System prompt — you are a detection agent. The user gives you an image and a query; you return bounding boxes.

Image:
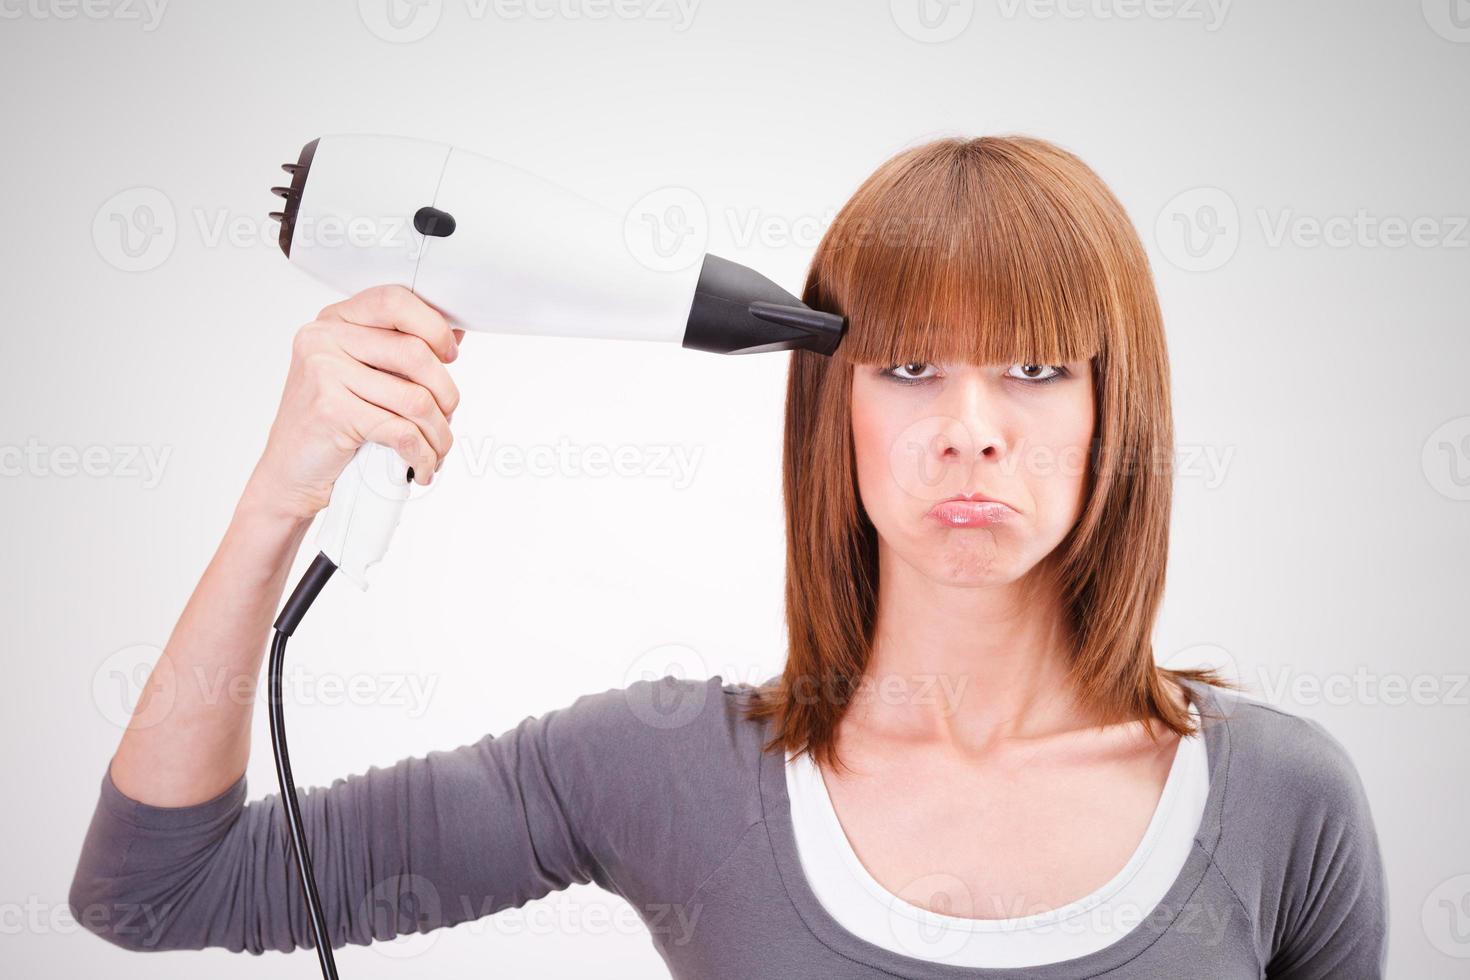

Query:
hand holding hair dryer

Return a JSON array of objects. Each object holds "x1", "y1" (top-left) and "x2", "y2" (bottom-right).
[{"x1": 270, "y1": 134, "x2": 845, "y2": 588}]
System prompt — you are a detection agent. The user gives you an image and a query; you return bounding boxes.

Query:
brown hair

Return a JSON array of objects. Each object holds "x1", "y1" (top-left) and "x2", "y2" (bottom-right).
[{"x1": 739, "y1": 134, "x2": 1228, "y2": 773}]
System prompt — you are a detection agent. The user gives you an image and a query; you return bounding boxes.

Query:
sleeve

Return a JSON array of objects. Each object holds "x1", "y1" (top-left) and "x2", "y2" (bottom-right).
[
  {"x1": 1264, "y1": 716, "x2": 1390, "y2": 980},
  {"x1": 67, "y1": 682, "x2": 657, "y2": 955}
]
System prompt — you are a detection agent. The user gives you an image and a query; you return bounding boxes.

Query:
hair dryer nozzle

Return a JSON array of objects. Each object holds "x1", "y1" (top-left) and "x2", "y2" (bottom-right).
[{"x1": 682, "y1": 253, "x2": 846, "y2": 356}]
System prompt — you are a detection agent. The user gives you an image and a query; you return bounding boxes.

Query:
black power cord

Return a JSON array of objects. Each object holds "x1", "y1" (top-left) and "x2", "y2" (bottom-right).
[{"x1": 269, "y1": 551, "x2": 342, "y2": 980}]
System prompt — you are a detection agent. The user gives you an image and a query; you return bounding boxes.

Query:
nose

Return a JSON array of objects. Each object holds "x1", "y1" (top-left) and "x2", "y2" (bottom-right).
[
  {"x1": 887, "y1": 368, "x2": 1014, "y2": 504},
  {"x1": 931, "y1": 370, "x2": 1007, "y2": 466}
]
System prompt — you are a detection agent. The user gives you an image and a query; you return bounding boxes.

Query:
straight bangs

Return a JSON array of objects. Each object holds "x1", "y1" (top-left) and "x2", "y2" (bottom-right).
[{"x1": 815, "y1": 138, "x2": 1112, "y2": 370}]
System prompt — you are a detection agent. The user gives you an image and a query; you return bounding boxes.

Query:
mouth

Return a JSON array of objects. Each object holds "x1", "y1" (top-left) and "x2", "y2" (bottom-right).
[{"x1": 926, "y1": 492, "x2": 1016, "y2": 528}]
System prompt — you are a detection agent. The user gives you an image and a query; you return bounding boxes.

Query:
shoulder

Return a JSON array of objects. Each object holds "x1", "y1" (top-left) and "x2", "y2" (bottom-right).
[
  {"x1": 540, "y1": 672, "x2": 772, "y2": 777},
  {"x1": 1192, "y1": 685, "x2": 1388, "y2": 970},
  {"x1": 1201, "y1": 686, "x2": 1374, "y2": 823}
]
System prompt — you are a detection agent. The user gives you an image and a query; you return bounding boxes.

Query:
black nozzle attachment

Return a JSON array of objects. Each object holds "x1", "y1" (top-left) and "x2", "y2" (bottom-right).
[
  {"x1": 271, "y1": 137, "x2": 319, "y2": 259},
  {"x1": 681, "y1": 253, "x2": 845, "y2": 356}
]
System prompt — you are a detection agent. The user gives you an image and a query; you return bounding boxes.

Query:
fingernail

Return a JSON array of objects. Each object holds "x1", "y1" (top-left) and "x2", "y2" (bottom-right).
[{"x1": 449, "y1": 338, "x2": 459, "y2": 360}]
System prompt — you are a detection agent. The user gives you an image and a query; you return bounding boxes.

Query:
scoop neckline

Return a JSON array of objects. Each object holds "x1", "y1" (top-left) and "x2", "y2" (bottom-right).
[
  {"x1": 755, "y1": 677, "x2": 1233, "y2": 980},
  {"x1": 787, "y1": 699, "x2": 1203, "y2": 936}
]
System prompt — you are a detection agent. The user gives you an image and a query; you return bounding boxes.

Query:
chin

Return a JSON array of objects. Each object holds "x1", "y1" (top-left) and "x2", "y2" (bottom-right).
[
  {"x1": 911, "y1": 531, "x2": 1022, "y2": 586},
  {"x1": 934, "y1": 551, "x2": 1021, "y2": 586}
]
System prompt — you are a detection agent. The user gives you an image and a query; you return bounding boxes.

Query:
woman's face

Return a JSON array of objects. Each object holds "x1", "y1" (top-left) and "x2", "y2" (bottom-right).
[{"x1": 850, "y1": 359, "x2": 1096, "y2": 586}]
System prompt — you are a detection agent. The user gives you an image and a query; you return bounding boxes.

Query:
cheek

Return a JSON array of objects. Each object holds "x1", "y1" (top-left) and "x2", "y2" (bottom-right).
[
  {"x1": 1028, "y1": 397, "x2": 1095, "y2": 523},
  {"x1": 850, "y1": 391, "x2": 891, "y2": 505},
  {"x1": 850, "y1": 383, "x2": 915, "y2": 524}
]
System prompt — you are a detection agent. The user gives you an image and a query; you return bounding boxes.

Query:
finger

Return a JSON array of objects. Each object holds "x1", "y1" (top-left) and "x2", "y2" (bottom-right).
[
  {"x1": 319, "y1": 284, "x2": 457, "y2": 364},
  {"x1": 448, "y1": 327, "x2": 463, "y2": 421},
  {"x1": 447, "y1": 330, "x2": 464, "y2": 421},
  {"x1": 331, "y1": 323, "x2": 460, "y2": 418},
  {"x1": 338, "y1": 360, "x2": 453, "y2": 462},
  {"x1": 347, "y1": 402, "x2": 440, "y2": 487}
]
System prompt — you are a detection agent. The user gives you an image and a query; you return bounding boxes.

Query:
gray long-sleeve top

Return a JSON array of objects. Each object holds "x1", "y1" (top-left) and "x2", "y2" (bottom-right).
[{"x1": 68, "y1": 675, "x2": 1389, "y2": 978}]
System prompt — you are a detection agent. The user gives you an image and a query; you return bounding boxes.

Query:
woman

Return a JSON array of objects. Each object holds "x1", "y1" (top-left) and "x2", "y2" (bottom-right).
[{"x1": 70, "y1": 135, "x2": 1388, "y2": 977}]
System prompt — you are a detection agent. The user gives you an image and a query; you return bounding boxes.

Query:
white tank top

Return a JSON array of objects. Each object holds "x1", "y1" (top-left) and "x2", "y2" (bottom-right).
[{"x1": 783, "y1": 701, "x2": 1210, "y2": 968}]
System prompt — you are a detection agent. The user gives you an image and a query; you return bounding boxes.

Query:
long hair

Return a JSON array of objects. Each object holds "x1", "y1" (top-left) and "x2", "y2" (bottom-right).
[{"x1": 740, "y1": 134, "x2": 1228, "y2": 773}]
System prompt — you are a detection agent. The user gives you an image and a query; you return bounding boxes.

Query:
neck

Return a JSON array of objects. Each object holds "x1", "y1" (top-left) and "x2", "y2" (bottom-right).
[{"x1": 853, "y1": 541, "x2": 1093, "y2": 753}]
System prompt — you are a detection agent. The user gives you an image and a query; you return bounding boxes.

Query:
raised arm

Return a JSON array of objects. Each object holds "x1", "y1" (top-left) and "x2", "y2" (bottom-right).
[
  {"x1": 107, "y1": 283, "x2": 461, "y2": 808},
  {"x1": 69, "y1": 283, "x2": 464, "y2": 948},
  {"x1": 71, "y1": 286, "x2": 748, "y2": 957}
]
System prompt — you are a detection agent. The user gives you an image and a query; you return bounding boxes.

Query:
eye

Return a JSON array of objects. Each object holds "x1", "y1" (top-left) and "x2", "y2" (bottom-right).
[
  {"x1": 1005, "y1": 363, "x2": 1069, "y2": 385},
  {"x1": 878, "y1": 361, "x2": 938, "y2": 385}
]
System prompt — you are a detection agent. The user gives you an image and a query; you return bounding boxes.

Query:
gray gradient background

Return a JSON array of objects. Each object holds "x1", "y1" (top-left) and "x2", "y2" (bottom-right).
[{"x1": 2, "y1": 0, "x2": 1467, "y2": 976}]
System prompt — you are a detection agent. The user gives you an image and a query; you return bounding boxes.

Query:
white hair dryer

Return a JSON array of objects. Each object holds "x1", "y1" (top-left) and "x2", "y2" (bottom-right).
[{"x1": 269, "y1": 134, "x2": 845, "y2": 588}]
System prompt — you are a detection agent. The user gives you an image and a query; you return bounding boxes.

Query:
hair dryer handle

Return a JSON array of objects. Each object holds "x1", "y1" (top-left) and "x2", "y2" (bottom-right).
[{"x1": 315, "y1": 442, "x2": 413, "y2": 590}]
